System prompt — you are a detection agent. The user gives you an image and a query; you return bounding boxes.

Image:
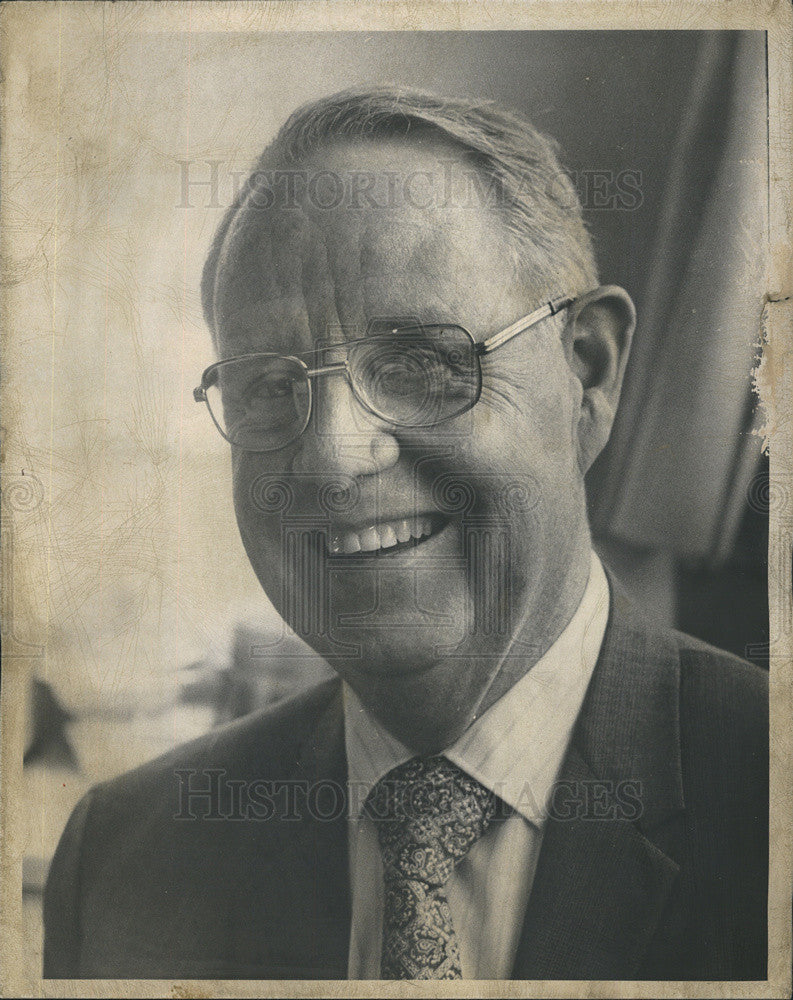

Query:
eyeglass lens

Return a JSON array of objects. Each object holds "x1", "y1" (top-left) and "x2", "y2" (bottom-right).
[
  {"x1": 205, "y1": 325, "x2": 481, "y2": 451},
  {"x1": 208, "y1": 356, "x2": 311, "y2": 451}
]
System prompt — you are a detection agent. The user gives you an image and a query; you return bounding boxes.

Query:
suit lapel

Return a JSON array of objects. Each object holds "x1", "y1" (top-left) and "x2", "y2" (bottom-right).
[
  {"x1": 513, "y1": 579, "x2": 685, "y2": 980},
  {"x1": 228, "y1": 679, "x2": 350, "y2": 979},
  {"x1": 293, "y1": 677, "x2": 351, "y2": 955},
  {"x1": 512, "y1": 747, "x2": 681, "y2": 979},
  {"x1": 286, "y1": 678, "x2": 350, "y2": 977}
]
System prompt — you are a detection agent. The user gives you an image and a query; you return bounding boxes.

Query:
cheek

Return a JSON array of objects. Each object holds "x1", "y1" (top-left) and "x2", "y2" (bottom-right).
[
  {"x1": 231, "y1": 455, "x2": 257, "y2": 528},
  {"x1": 480, "y1": 342, "x2": 580, "y2": 457},
  {"x1": 524, "y1": 351, "x2": 581, "y2": 447},
  {"x1": 474, "y1": 388, "x2": 579, "y2": 472},
  {"x1": 459, "y1": 387, "x2": 583, "y2": 528},
  {"x1": 232, "y1": 457, "x2": 286, "y2": 559}
]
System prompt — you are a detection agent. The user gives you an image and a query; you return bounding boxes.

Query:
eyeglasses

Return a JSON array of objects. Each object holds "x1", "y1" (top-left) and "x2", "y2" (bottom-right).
[{"x1": 194, "y1": 295, "x2": 574, "y2": 452}]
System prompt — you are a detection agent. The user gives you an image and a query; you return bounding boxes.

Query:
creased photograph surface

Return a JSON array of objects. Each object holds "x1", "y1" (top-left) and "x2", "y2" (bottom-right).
[{"x1": 1, "y1": 4, "x2": 790, "y2": 998}]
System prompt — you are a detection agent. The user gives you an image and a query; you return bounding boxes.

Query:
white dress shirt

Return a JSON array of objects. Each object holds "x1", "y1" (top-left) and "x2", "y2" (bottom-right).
[{"x1": 344, "y1": 551, "x2": 610, "y2": 979}]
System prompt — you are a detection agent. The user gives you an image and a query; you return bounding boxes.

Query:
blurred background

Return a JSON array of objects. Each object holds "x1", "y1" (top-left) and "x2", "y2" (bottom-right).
[{"x1": 2, "y1": 17, "x2": 768, "y2": 973}]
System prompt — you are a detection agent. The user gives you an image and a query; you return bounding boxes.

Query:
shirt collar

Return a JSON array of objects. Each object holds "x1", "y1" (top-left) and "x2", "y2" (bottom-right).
[{"x1": 343, "y1": 551, "x2": 610, "y2": 826}]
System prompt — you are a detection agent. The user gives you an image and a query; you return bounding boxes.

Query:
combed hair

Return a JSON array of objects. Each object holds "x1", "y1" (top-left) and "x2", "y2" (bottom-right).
[{"x1": 202, "y1": 86, "x2": 598, "y2": 337}]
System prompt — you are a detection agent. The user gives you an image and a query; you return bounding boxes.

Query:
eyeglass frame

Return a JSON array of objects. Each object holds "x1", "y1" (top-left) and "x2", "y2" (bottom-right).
[{"x1": 193, "y1": 294, "x2": 576, "y2": 452}]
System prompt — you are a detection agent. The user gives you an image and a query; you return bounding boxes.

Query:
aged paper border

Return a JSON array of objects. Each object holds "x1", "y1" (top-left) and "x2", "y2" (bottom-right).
[{"x1": 1, "y1": 1, "x2": 790, "y2": 997}]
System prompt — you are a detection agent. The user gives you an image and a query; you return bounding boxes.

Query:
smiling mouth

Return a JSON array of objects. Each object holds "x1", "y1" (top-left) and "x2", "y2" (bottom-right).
[{"x1": 327, "y1": 514, "x2": 448, "y2": 557}]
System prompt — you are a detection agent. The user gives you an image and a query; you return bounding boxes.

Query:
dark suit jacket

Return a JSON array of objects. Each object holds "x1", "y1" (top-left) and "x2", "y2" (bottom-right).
[{"x1": 43, "y1": 586, "x2": 768, "y2": 980}]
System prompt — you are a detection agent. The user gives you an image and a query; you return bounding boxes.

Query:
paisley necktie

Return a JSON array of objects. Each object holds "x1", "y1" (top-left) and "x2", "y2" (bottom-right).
[{"x1": 365, "y1": 755, "x2": 498, "y2": 979}]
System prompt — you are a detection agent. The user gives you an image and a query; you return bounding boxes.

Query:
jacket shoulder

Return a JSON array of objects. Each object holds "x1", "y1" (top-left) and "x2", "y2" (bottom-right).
[
  {"x1": 43, "y1": 677, "x2": 342, "y2": 977},
  {"x1": 671, "y1": 628, "x2": 768, "y2": 739},
  {"x1": 670, "y1": 628, "x2": 768, "y2": 813},
  {"x1": 93, "y1": 675, "x2": 341, "y2": 806},
  {"x1": 607, "y1": 579, "x2": 767, "y2": 732}
]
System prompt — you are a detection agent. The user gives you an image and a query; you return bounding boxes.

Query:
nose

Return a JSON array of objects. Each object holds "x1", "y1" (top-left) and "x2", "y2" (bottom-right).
[{"x1": 290, "y1": 370, "x2": 400, "y2": 477}]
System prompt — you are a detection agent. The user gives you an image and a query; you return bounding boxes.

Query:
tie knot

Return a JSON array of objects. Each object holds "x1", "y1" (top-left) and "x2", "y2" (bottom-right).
[{"x1": 365, "y1": 756, "x2": 497, "y2": 887}]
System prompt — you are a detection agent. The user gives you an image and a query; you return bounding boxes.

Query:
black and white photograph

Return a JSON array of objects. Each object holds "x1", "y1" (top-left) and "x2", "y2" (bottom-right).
[{"x1": 1, "y1": 3, "x2": 790, "y2": 994}]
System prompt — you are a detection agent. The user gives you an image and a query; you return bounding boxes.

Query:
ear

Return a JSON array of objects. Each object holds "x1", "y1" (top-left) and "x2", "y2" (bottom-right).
[{"x1": 560, "y1": 285, "x2": 636, "y2": 473}]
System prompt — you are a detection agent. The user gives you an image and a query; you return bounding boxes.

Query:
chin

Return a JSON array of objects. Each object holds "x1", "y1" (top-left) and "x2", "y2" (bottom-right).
[
  {"x1": 309, "y1": 628, "x2": 456, "y2": 681},
  {"x1": 315, "y1": 579, "x2": 471, "y2": 666},
  {"x1": 351, "y1": 659, "x2": 483, "y2": 753}
]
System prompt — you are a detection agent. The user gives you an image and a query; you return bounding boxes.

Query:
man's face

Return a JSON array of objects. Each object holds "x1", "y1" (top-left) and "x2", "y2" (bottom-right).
[{"x1": 213, "y1": 138, "x2": 592, "y2": 750}]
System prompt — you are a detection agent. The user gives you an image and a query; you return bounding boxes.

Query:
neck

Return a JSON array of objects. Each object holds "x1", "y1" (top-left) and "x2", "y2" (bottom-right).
[
  {"x1": 357, "y1": 538, "x2": 594, "y2": 755},
  {"x1": 471, "y1": 542, "x2": 593, "y2": 721}
]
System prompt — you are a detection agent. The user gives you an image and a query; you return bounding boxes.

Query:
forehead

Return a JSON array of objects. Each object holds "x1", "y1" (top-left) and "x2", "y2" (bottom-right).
[{"x1": 212, "y1": 138, "x2": 520, "y2": 354}]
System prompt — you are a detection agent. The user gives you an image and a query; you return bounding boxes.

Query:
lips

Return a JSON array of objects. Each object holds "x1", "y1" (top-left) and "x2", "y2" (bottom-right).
[{"x1": 328, "y1": 514, "x2": 446, "y2": 556}]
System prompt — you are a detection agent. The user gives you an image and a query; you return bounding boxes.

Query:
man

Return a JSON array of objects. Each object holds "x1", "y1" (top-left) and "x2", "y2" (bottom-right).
[{"x1": 44, "y1": 87, "x2": 768, "y2": 981}]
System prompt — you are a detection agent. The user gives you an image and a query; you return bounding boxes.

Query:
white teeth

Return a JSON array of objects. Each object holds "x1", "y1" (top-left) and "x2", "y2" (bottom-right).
[
  {"x1": 409, "y1": 518, "x2": 431, "y2": 539},
  {"x1": 379, "y1": 525, "x2": 398, "y2": 548},
  {"x1": 395, "y1": 520, "x2": 411, "y2": 543},
  {"x1": 342, "y1": 534, "x2": 361, "y2": 554},
  {"x1": 359, "y1": 527, "x2": 379, "y2": 552},
  {"x1": 328, "y1": 516, "x2": 440, "y2": 554}
]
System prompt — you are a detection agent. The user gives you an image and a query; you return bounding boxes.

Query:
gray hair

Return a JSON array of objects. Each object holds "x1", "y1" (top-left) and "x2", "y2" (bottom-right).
[{"x1": 202, "y1": 86, "x2": 598, "y2": 336}]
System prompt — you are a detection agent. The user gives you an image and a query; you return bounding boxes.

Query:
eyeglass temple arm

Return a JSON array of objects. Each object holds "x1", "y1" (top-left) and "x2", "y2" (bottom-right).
[
  {"x1": 193, "y1": 294, "x2": 576, "y2": 401},
  {"x1": 478, "y1": 295, "x2": 574, "y2": 355}
]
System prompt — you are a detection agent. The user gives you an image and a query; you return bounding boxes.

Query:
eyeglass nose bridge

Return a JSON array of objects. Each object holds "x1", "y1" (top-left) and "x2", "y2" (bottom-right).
[
  {"x1": 308, "y1": 327, "x2": 487, "y2": 435},
  {"x1": 304, "y1": 359, "x2": 348, "y2": 380},
  {"x1": 302, "y1": 356, "x2": 397, "y2": 433}
]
